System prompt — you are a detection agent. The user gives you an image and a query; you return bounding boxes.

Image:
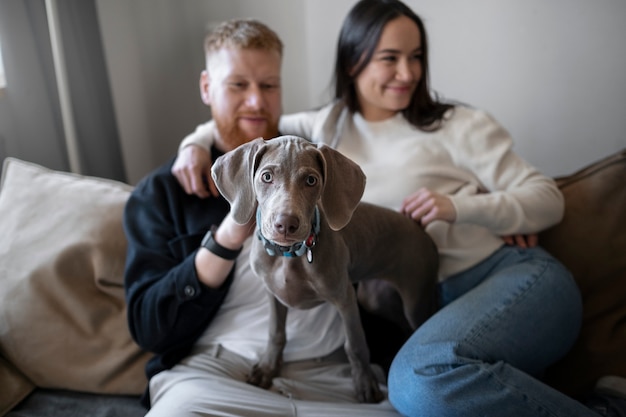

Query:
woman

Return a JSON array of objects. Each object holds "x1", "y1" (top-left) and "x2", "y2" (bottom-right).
[{"x1": 175, "y1": 1, "x2": 596, "y2": 415}]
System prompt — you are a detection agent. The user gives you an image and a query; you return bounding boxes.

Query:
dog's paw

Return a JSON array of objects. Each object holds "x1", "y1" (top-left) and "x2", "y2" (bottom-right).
[
  {"x1": 247, "y1": 363, "x2": 276, "y2": 389},
  {"x1": 354, "y1": 372, "x2": 385, "y2": 403}
]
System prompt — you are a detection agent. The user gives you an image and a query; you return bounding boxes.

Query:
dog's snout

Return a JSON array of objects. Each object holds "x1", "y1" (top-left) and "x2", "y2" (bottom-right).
[{"x1": 274, "y1": 214, "x2": 300, "y2": 236}]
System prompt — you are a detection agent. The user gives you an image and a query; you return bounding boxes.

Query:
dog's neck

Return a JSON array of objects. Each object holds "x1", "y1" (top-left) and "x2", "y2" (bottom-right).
[{"x1": 256, "y1": 206, "x2": 320, "y2": 263}]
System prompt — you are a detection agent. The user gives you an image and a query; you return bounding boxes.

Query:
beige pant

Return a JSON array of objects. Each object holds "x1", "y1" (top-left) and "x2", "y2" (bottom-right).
[{"x1": 146, "y1": 344, "x2": 401, "y2": 417}]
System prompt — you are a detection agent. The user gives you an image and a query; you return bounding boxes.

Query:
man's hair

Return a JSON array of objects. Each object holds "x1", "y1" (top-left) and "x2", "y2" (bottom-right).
[{"x1": 204, "y1": 19, "x2": 283, "y2": 58}]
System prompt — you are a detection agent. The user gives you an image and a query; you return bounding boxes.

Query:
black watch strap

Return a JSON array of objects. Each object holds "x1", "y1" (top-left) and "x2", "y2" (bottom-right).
[{"x1": 201, "y1": 226, "x2": 243, "y2": 260}]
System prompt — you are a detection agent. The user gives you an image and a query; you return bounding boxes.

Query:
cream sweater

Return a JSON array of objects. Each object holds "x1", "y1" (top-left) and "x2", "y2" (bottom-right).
[{"x1": 181, "y1": 102, "x2": 564, "y2": 281}]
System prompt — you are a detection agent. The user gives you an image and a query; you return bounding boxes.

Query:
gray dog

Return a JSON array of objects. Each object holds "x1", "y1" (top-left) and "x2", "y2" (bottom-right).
[{"x1": 211, "y1": 135, "x2": 438, "y2": 403}]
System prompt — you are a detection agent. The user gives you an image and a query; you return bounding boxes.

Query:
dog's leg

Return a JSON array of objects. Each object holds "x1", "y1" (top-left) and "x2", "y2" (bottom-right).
[
  {"x1": 335, "y1": 281, "x2": 384, "y2": 403},
  {"x1": 248, "y1": 295, "x2": 288, "y2": 389},
  {"x1": 357, "y1": 279, "x2": 413, "y2": 334},
  {"x1": 400, "y1": 272, "x2": 438, "y2": 330}
]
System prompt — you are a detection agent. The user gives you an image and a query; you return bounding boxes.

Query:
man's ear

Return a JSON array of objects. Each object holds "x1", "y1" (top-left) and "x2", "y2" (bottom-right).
[{"x1": 200, "y1": 70, "x2": 211, "y2": 106}]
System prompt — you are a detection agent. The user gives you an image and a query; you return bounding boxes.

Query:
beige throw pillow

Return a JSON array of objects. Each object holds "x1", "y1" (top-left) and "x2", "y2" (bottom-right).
[{"x1": 0, "y1": 158, "x2": 150, "y2": 402}]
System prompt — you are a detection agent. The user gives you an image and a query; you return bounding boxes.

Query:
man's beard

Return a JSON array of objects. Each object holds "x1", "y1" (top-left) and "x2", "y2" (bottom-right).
[{"x1": 215, "y1": 113, "x2": 279, "y2": 150}]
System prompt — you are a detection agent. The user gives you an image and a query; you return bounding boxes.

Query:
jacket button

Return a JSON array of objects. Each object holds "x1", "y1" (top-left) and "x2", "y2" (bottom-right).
[{"x1": 184, "y1": 285, "x2": 196, "y2": 297}]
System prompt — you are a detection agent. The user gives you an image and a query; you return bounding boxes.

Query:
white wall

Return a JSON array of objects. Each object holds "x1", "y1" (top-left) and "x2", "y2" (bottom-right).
[{"x1": 98, "y1": 0, "x2": 626, "y2": 184}]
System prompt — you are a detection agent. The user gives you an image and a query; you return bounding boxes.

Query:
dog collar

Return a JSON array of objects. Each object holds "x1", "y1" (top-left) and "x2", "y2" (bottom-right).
[{"x1": 256, "y1": 206, "x2": 320, "y2": 263}]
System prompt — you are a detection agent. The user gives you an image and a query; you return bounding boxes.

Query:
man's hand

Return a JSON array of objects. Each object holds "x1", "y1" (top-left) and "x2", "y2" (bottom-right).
[
  {"x1": 400, "y1": 188, "x2": 457, "y2": 226},
  {"x1": 171, "y1": 145, "x2": 217, "y2": 198}
]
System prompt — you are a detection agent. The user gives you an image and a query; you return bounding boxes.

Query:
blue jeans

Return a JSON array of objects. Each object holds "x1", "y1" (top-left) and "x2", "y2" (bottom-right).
[{"x1": 388, "y1": 246, "x2": 594, "y2": 417}]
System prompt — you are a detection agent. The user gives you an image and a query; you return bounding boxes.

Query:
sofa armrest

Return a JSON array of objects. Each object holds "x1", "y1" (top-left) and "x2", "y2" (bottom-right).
[{"x1": 541, "y1": 148, "x2": 626, "y2": 398}]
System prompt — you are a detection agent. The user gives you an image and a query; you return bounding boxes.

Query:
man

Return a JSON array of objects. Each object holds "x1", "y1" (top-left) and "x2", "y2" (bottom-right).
[{"x1": 124, "y1": 19, "x2": 399, "y2": 417}]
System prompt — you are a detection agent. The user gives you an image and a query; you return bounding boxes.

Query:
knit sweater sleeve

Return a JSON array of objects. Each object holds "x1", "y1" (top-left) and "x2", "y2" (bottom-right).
[
  {"x1": 447, "y1": 108, "x2": 564, "y2": 235},
  {"x1": 280, "y1": 102, "x2": 347, "y2": 145},
  {"x1": 279, "y1": 111, "x2": 317, "y2": 139},
  {"x1": 179, "y1": 121, "x2": 215, "y2": 151}
]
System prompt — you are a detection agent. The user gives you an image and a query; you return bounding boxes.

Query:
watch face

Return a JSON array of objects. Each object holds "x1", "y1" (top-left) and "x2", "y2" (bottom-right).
[
  {"x1": 201, "y1": 229, "x2": 241, "y2": 260},
  {"x1": 201, "y1": 230, "x2": 213, "y2": 247}
]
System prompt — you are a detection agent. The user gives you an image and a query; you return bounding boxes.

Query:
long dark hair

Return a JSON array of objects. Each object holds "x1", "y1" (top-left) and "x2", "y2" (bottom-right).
[{"x1": 333, "y1": 0, "x2": 452, "y2": 131}]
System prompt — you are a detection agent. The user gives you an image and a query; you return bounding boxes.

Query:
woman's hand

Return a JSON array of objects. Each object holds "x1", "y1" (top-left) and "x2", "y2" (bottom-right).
[
  {"x1": 401, "y1": 187, "x2": 457, "y2": 226},
  {"x1": 502, "y1": 234, "x2": 539, "y2": 248},
  {"x1": 402, "y1": 188, "x2": 539, "y2": 248},
  {"x1": 171, "y1": 145, "x2": 217, "y2": 198}
]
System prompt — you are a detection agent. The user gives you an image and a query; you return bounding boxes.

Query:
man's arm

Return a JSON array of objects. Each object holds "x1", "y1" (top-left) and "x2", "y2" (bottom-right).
[{"x1": 123, "y1": 163, "x2": 250, "y2": 353}]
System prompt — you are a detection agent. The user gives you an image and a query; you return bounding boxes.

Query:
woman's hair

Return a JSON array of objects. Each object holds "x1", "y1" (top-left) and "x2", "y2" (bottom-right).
[{"x1": 333, "y1": 0, "x2": 452, "y2": 131}]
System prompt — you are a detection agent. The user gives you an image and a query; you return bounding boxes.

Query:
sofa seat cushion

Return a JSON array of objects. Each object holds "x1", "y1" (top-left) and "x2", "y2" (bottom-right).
[
  {"x1": 541, "y1": 148, "x2": 626, "y2": 398},
  {"x1": 5, "y1": 389, "x2": 146, "y2": 417},
  {"x1": 0, "y1": 158, "x2": 151, "y2": 415}
]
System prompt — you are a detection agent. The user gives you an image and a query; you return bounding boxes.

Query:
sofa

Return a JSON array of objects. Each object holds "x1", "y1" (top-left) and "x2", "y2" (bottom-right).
[{"x1": 0, "y1": 148, "x2": 624, "y2": 416}]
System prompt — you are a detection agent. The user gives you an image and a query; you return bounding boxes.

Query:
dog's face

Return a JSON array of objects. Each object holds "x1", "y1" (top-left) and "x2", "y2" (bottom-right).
[
  {"x1": 212, "y1": 135, "x2": 367, "y2": 244},
  {"x1": 253, "y1": 139, "x2": 324, "y2": 246}
]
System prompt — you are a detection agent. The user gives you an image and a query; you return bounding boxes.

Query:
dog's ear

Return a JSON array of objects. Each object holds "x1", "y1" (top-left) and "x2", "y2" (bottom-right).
[
  {"x1": 211, "y1": 138, "x2": 266, "y2": 224},
  {"x1": 317, "y1": 144, "x2": 366, "y2": 230}
]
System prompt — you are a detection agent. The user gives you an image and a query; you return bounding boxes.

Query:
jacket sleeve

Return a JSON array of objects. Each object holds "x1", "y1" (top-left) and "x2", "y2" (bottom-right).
[{"x1": 123, "y1": 165, "x2": 232, "y2": 354}]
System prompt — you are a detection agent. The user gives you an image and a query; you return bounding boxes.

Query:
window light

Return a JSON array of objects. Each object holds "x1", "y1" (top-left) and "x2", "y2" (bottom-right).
[{"x1": 0, "y1": 37, "x2": 6, "y2": 89}]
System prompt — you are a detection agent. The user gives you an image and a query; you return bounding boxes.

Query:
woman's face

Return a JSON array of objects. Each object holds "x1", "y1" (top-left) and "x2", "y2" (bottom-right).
[{"x1": 354, "y1": 15, "x2": 423, "y2": 121}]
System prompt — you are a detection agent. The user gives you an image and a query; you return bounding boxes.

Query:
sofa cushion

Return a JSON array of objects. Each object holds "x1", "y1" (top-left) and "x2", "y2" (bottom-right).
[
  {"x1": 5, "y1": 389, "x2": 146, "y2": 417},
  {"x1": 541, "y1": 148, "x2": 626, "y2": 398},
  {"x1": 0, "y1": 158, "x2": 151, "y2": 409},
  {"x1": 0, "y1": 355, "x2": 34, "y2": 417}
]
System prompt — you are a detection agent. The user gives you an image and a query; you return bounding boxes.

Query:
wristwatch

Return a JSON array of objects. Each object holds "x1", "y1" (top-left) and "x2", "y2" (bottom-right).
[{"x1": 201, "y1": 226, "x2": 242, "y2": 260}]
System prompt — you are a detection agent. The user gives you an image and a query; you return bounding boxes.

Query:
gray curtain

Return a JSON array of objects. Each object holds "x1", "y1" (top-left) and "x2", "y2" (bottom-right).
[{"x1": 0, "y1": 0, "x2": 126, "y2": 182}]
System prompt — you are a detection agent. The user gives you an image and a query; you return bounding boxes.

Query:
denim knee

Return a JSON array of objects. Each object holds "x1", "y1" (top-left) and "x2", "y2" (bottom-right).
[{"x1": 387, "y1": 341, "x2": 464, "y2": 416}]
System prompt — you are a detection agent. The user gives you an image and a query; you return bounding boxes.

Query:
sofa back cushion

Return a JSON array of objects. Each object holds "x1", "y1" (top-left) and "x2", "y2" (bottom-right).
[
  {"x1": 541, "y1": 149, "x2": 626, "y2": 398},
  {"x1": 0, "y1": 158, "x2": 151, "y2": 407}
]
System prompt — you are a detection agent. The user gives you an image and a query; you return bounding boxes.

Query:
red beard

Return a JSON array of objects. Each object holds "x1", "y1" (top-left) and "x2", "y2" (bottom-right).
[{"x1": 214, "y1": 112, "x2": 280, "y2": 150}]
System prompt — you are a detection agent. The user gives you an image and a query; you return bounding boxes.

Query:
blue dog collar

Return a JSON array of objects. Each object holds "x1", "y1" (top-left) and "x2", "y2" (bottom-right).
[{"x1": 256, "y1": 206, "x2": 320, "y2": 263}]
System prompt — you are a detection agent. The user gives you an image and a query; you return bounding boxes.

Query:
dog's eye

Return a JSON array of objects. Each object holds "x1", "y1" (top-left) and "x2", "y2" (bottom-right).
[
  {"x1": 261, "y1": 172, "x2": 273, "y2": 183},
  {"x1": 305, "y1": 175, "x2": 317, "y2": 187}
]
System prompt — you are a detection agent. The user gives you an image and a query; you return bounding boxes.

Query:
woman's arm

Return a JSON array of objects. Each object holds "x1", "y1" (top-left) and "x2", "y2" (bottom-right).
[
  {"x1": 449, "y1": 109, "x2": 564, "y2": 235},
  {"x1": 401, "y1": 108, "x2": 563, "y2": 236}
]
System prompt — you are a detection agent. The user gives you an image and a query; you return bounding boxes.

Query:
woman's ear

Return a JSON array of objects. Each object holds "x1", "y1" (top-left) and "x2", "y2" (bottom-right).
[{"x1": 199, "y1": 70, "x2": 211, "y2": 106}]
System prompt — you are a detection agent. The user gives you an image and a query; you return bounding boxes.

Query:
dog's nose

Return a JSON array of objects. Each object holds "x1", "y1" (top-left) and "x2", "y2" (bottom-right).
[{"x1": 274, "y1": 214, "x2": 300, "y2": 236}]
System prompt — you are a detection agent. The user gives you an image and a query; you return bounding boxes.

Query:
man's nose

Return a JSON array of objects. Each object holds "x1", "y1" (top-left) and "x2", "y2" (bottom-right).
[{"x1": 245, "y1": 85, "x2": 263, "y2": 109}]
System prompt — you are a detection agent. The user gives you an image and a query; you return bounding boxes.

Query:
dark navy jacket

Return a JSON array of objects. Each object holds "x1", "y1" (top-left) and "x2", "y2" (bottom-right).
[{"x1": 123, "y1": 148, "x2": 234, "y2": 406}]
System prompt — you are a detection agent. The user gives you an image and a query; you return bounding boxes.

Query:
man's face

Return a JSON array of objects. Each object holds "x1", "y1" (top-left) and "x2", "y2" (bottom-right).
[{"x1": 200, "y1": 47, "x2": 282, "y2": 151}]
